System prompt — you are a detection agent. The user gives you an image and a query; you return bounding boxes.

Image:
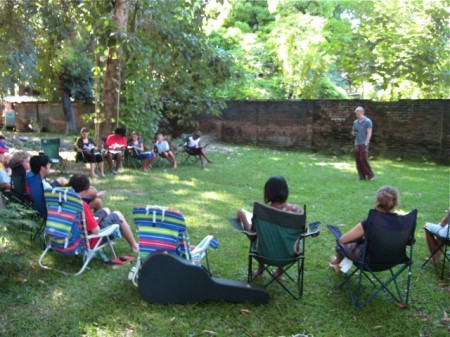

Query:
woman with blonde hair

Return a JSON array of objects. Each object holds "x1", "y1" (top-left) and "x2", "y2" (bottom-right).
[{"x1": 329, "y1": 185, "x2": 400, "y2": 273}]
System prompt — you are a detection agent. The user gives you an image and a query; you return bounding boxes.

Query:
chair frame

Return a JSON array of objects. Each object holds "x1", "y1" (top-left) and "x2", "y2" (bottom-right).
[
  {"x1": 178, "y1": 133, "x2": 208, "y2": 166},
  {"x1": 421, "y1": 224, "x2": 450, "y2": 279},
  {"x1": 38, "y1": 188, "x2": 118, "y2": 276},
  {"x1": 245, "y1": 202, "x2": 321, "y2": 300},
  {"x1": 335, "y1": 209, "x2": 418, "y2": 309},
  {"x1": 40, "y1": 138, "x2": 67, "y2": 174}
]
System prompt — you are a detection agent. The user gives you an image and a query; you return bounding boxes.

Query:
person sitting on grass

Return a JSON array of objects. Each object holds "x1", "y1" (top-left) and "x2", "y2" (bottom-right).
[
  {"x1": 104, "y1": 127, "x2": 128, "y2": 174},
  {"x1": 128, "y1": 131, "x2": 156, "y2": 171},
  {"x1": 68, "y1": 173, "x2": 139, "y2": 252},
  {"x1": 424, "y1": 210, "x2": 449, "y2": 265},
  {"x1": 154, "y1": 133, "x2": 177, "y2": 169},
  {"x1": 237, "y1": 176, "x2": 303, "y2": 279},
  {"x1": 186, "y1": 131, "x2": 213, "y2": 169},
  {"x1": 329, "y1": 185, "x2": 401, "y2": 273},
  {"x1": 26, "y1": 154, "x2": 105, "y2": 217}
]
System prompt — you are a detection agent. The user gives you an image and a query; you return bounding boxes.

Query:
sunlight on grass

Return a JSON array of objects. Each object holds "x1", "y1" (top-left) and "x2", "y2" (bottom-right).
[
  {"x1": 316, "y1": 161, "x2": 354, "y2": 172},
  {"x1": 2, "y1": 140, "x2": 449, "y2": 337}
]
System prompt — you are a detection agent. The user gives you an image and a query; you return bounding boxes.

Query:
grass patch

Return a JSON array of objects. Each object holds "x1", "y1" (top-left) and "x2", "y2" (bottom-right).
[{"x1": 1, "y1": 138, "x2": 449, "y2": 337}]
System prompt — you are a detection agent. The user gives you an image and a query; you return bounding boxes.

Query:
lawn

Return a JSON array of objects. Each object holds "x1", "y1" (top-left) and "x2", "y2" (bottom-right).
[{"x1": 0, "y1": 137, "x2": 449, "y2": 337}]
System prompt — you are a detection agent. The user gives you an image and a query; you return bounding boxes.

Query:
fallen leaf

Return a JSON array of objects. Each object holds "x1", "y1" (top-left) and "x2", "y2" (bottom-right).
[
  {"x1": 202, "y1": 330, "x2": 217, "y2": 335},
  {"x1": 372, "y1": 326, "x2": 384, "y2": 330},
  {"x1": 240, "y1": 308, "x2": 252, "y2": 315}
]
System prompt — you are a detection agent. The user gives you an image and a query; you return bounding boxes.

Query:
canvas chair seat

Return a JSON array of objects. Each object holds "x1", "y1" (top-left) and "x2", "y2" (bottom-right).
[
  {"x1": 421, "y1": 219, "x2": 450, "y2": 279},
  {"x1": 40, "y1": 138, "x2": 67, "y2": 174},
  {"x1": 38, "y1": 187, "x2": 118, "y2": 275},
  {"x1": 231, "y1": 202, "x2": 321, "y2": 300},
  {"x1": 333, "y1": 208, "x2": 418, "y2": 309},
  {"x1": 128, "y1": 205, "x2": 218, "y2": 286}
]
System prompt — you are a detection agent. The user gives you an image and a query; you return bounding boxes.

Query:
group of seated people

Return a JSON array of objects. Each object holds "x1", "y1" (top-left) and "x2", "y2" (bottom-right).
[
  {"x1": 74, "y1": 127, "x2": 211, "y2": 175},
  {"x1": 237, "y1": 176, "x2": 449, "y2": 278},
  {"x1": 2, "y1": 132, "x2": 447, "y2": 276},
  {"x1": 0, "y1": 145, "x2": 139, "y2": 253}
]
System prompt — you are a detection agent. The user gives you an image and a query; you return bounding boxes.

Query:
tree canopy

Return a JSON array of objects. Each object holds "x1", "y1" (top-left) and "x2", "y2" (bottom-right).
[{"x1": 0, "y1": 0, "x2": 448, "y2": 136}]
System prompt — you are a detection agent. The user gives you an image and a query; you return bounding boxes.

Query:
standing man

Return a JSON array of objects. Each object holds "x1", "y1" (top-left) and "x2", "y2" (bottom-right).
[{"x1": 352, "y1": 106, "x2": 374, "y2": 180}]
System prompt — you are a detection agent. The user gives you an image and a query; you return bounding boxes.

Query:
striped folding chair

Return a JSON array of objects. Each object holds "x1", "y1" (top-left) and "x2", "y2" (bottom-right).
[
  {"x1": 38, "y1": 187, "x2": 118, "y2": 275},
  {"x1": 128, "y1": 205, "x2": 218, "y2": 286}
]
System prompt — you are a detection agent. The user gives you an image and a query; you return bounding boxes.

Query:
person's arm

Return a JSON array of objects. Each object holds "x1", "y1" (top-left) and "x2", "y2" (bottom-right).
[
  {"x1": 365, "y1": 128, "x2": 372, "y2": 146},
  {"x1": 137, "y1": 141, "x2": 144, "y2": 152},
  {"x1": 339, "y1": 223, "x2": 364, "y2": 244},
  {"x1": 83, "y1": 201, "x2": 100, "y2": 234}
]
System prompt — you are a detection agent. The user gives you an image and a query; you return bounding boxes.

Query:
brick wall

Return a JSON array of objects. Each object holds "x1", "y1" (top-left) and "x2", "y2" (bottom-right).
[
  {"x1": 8, "y1": 99, "x2": 449, "y2": 163},
  {"x1": 197, "y1": 99, "x2": 450, "y2": 163}
]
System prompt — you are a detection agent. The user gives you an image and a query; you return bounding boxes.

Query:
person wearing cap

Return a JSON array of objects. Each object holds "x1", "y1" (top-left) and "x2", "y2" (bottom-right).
[
  {"x1": 186, "y1": 131, "x2": 213, "y2": 169},
  {"x1": 74, "y1": 127, "x2": 105, "y2": 177},
  {"x1": 128, "y1": 131, "x2": 156, "y2": 171}
]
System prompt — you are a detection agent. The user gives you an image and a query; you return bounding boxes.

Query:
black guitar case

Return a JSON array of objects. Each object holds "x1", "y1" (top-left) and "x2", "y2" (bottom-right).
[{"x1": 138, "y1": 251, "x2": 269, "y2": 305}]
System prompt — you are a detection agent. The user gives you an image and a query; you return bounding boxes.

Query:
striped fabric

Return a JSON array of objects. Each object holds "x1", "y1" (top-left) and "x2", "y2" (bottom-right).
[
  {"x1": 45, "y1": 205, "x2": 77, "y2": 238},
  {"x1": 133, "y1": 206, "x2": 188, "y2": 259},
  {"x1": 44, "y1": 188, "x2": 85, "y2": 255}
]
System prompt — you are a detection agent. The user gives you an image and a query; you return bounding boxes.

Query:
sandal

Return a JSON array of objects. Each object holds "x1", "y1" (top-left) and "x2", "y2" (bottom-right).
[
  {"x1": 253, "y1": 268, "x2": 264, "y2": 280},
  {"x1": 272, "y1": 268, "x2": 284, "y2": 280}
]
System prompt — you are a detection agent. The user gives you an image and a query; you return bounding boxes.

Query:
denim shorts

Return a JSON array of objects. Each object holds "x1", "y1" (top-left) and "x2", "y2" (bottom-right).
[{"x1": 94, "y1": 209, "x2": 121, "y2": 229}]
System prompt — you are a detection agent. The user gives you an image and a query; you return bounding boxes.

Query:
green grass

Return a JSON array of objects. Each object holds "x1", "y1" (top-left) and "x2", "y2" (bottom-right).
[{"x1": 1, "y1": 139, "x2": 449, "y2": 337}]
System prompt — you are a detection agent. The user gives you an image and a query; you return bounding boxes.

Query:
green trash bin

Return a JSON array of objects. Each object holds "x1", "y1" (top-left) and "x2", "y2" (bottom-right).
[{"x1": 4, "y1": 109, "x2": 16, "y2": 130}]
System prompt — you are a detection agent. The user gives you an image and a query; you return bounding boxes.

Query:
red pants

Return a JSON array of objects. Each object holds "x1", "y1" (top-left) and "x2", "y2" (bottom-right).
[{"x1": 354, "y1": 145, "x2": 374, "y2": 180}]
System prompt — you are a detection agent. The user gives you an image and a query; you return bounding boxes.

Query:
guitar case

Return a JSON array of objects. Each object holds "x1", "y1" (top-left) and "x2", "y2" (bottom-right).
[{"x1": 138, "y1": 251, "x2": 269, "y2": 305}]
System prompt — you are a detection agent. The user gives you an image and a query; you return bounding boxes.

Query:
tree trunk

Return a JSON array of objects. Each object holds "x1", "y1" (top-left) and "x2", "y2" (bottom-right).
[
  {"x1": 60, "y1": 84, "x2": 77, "y2": 134},
  {"x1": 100, "y1": 0, "x2": 130, "y2": 137}
]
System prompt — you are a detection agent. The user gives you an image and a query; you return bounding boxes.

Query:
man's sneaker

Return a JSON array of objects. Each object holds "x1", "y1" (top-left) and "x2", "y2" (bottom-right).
[{"x1": 112, "y1": 170, "x2": 118, "y2": 175}]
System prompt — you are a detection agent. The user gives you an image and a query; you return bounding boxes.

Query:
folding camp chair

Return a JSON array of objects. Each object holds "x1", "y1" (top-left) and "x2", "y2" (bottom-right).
[
  {"x1": 3, "y1": 169, "x2": 45, "y2": 242},
  {"x1": 178, "y1": 133, "x2": 208, "y2": 166},
  {"x1": 231, "y1": 202, "x2": 321, "y2": 300},
  {"x1": 40, "y1": 138, "x2": 67, "y2": 174},
  {"x1": 421, "y1": 218, "x2": 450, "y2": 279},
  {"x1": 38, "y1": 187, "x2": 118, "y2": 275},
  {"x1": 128, "y1": 205, "x2": 218, "y2": 286},
  {"x1": 334, "y1": 209, "x2": 418, "y2": 309}
]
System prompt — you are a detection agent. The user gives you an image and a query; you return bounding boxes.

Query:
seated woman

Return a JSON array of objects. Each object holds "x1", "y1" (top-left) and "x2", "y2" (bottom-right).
[
  {"x1": 74, "y1": 127, "x2": 105, "y2": 178},
  {"x1": 329, "y1": 185, "x2": 400, "y2": 273},
  {"x1": 186, "y1": 131, "x2": 213, "y2": 169},
  {"x1": 424, "y1": 211, "x2": 449, "y2": 265},
  {"x1": 104, "y1": 127, "x2": 128, "y2": 174},
  {"x1": 237, "y1": 176, "x2": 303, "y2": 278},
  {"x1": 128, "y1": 131, "x2": 156, "y2": 171},
  {"x1": 68, "y1": 173, "x2": 138, "y2": 252},
  {"x1": 0, "y1": 152, "x2": 12, "y2": 190},
  {"x1": 154, "y1": 133, "x2": 177, "y2": 168}
]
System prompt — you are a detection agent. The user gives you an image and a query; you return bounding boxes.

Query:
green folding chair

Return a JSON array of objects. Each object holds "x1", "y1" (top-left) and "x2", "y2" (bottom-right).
[
  {"x1": 334, "y1": 209, "x2": 418, "y2": 309},
  {"x1": 40, "y1": 138, "x2": 67, "y2": 174},
  {"x1": 246, "y1": 201, "x2": 321, "y2": 299}
]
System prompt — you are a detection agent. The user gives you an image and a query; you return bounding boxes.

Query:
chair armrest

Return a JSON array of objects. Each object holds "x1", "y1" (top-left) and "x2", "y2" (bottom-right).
[
  {"x1": 228, "y1": 217, "x2": 257, "y2": 239},
  {"x1": 301, "y1": 221, "x2": 322, "y2": 238},
  {"x1": 191, "y1": 235, "x2": 214, "y2": 256},
  {"x1": 87, "y1": 224, "x2": 120, "y2": 239}
]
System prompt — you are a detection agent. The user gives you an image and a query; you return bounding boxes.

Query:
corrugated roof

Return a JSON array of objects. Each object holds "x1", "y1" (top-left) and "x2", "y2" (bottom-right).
[{"x1": 2, "y1": 95, "x2": 47, "y2": 103}]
